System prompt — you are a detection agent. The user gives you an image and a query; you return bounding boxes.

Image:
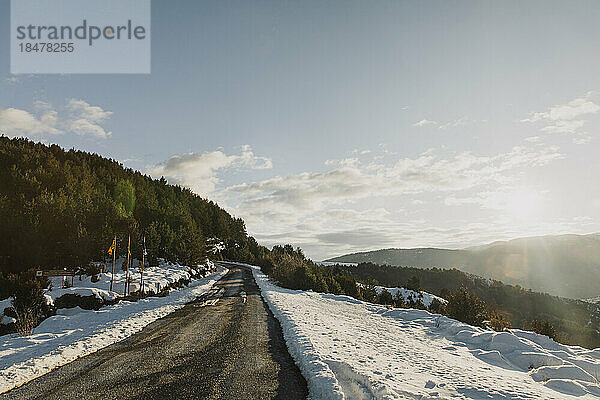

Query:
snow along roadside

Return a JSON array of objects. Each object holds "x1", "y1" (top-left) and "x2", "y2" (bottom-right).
[
  {"x1": 0, "y1": 266, "x2": 228, "y2": 394},
  {"x1": 250, "y1": 263, "x2": 600, "y2": 400},
  {"x1": 248, "y1": 264, "x2": 346, "y2": 400}
]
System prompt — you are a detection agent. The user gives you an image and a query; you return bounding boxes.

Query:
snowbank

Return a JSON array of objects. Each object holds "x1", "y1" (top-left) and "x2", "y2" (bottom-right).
[
  {"x1": 0, "y1": 266, "x2": 227, "y2": 394},
  {"x1": 250, "y1": 264, "x2": 600, "y2": 400},
  {"x1": 370, "y1": 284, "x2": 447, "y2": 307},
  {"x1": 316, "y1": 261, "x2": 359, "y2": 267},
  {"x1": 45, "y1": 287, "x2": 118, "y2": 304},
  {"x1": 47, "y1": 260, "x2": 206, "y2": 301},
  {"x1": 0, "y1": 299, "x2": 13, "y2": 326},
  {"x1": 587, "y1": 296, "x2": 600, "y2": 305}
]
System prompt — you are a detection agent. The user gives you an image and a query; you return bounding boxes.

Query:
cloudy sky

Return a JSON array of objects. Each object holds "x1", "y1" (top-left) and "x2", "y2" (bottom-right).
[{"x1": 1, "y1": 0, "x2": 599, "y2": 260}]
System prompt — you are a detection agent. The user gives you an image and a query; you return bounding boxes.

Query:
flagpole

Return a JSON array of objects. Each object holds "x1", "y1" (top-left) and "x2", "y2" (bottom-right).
[
  {"x1": 141, "y1": 236, "x2": 145, "y2": 296},
  {"x1": 125, "y1": 234, "x2": 131, "y2": 296},
  {"x1": 110, "y1": 234, "x2": 116, "y2": 291}
]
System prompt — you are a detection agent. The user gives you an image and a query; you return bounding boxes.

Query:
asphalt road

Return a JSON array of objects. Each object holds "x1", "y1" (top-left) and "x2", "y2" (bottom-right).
[{"x1": 2, "y1": 266, "x2": 308, "y2": 400}]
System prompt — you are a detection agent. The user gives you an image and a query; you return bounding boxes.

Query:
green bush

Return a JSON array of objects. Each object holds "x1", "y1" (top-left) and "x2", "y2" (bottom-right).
[
  {"x1": 488, "y1": 310, "x2": 512, "y2": 332},
  {"x1": 445, "y1": 286, "x2": 488, "y2": 327},
  {"x1": 428, "y1": 298, "x2": 445, "y2": 314},
  {"x1": 528, "y1": 319, "x2": 557, "y2": 340},
  {"x1": 377, "y1": 288, "x2": 393, "y2": 305},
  {"x1": 393, "y1": 291, "x2": 405, "y2": 308},
  {"x1": 10, "y1": 274, "x2": 51, "y2": 336}
]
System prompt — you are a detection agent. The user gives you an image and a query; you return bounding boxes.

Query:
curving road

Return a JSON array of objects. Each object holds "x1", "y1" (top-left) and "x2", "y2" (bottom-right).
[{"x1": 2, "y1": 265, "x2": 308, "y2": 400}]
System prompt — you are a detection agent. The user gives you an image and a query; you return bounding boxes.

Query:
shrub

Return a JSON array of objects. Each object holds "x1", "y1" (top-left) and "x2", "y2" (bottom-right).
[
  {"x1": 360, "y1": 284, "x2": 378, "y2": 303},
  {"x1": 14, "y1": 307, "x2": 37, "y2": 336},
  {"x1": 445, "y1": 286, "x2": 488, "y2": 327},
  {"x1": 529, "y1": 319, "x2": 557, "y2": 340},
  {"x1": 488, "y1": 310, "x2": 512, "y2": 332},
  {"x1": 54, "y1": 294, "x2": 104, "y2": 310},
  {"x1": 429, "y1": 298, "x2": 445, "y2": 314},
  {"x1": 409, "y1": 296, "x2": 426, "y2": 310},
  {"x1": 393, "y1": 291, "x2": 405, "y2": 308},
  {"x1": 11, "y1": 275, "x2": 51, "y2": 336},
  {"x1": 377, "y1": 288, "x2": 393, "y2": 305}
]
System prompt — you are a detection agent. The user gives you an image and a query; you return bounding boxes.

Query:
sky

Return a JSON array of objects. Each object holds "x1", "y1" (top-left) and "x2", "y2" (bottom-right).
[{"x1": 1, "y1": 0, "x2": 599, "y2": 260}]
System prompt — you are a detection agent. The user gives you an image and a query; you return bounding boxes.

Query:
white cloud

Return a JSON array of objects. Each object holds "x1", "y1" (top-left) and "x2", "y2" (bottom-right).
[
  {"x1": 413, "y1": 119, "x2": 437, "y2": 127},
  {"x1": 238, "y1": 144, "x2": 272, "y2": 169},
  {"x1": 67, "y1": 99, "x2": 112, "y2": 123},
  {"x1": 0, "y1": 107, "x2": 61, "y2": 136},
  {"x1": 445, "y1": 188, "x2": 546, "y2": 212},
  {"x1": 324, "y1": 158, "x2": 360, "y2": 167},
  {"x1": 523, "y1": 96, "x2": 600, "y2": 122},
  {"x1": 226, "y1": 142, "x2": 564, "y2": 239},
  {"x1": 0, "y1": 99, "x2": 113, "y2": 139},
  {"x1": 539, "y1": 119, "x2": 585, "y2": 134},
  {"x1": 65, "y1": 99, "x2": 113, "y2": 138},
  {"x1": 67, "y1": 118, "x2": 112, "y2": 138},
  {"x1": 146, "y1": 140, "x2": 573, "y2": 260},
  {"x1": 573, "y1": 134, "x2": 592, "y2": 145},
  {"x1": 523, "y1": 136, "x2": 541, "y2": 143},
  {"x1": 413, "y1": 117, "x2": 478, "y2": 130},
  {"x1": 351, "y1": 149, "x2": 372, "y2": 155},
  {"x1": 438, "y1": 116, "x2": 475, "y2": 130},
  {"x1": 150, "y1": 146, "x2": 272, "y2": 197},
  {"x1": 150, "y1": 151, "x2": 233, "y2": 196},
  {"x1": 522, "y1": 93, "x2": 600, "y2": 142}
]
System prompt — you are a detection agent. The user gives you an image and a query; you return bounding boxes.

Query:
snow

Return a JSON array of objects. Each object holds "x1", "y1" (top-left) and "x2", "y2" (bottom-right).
[
  {"x1": 317, "y1": 261, "x2": 359, "y2": 267},
  {"x1": 249, "y1": 264, "x2": 600, "y2": 400},
  {"x1": 369, "y1": 284, "x2": 447, "y2": 307},
  {"x1": 586, "y1": 296, "x2": 600, "y2": 305},
  {"x1": 0, "y1": 266, "x2": 227, "y2": 394},
  {"x1": 207, "y1": 237, "x2": 226, "y2": 254},
  {"x1": 0, "y1": 299, "x2": 13, "y2": 325},
  {"x1": 46, "y1": 259, "x2": 208, "y2": 302},
  {"x1": 45, "y1": 287, "x2": 119, "y2": 303}
]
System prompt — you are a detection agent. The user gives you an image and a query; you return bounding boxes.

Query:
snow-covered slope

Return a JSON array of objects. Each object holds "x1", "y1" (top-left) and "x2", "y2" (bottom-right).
[
  {"x1": 0, "y1": 266, "x2": 227, "y2": 394},
  {"x1": 371, "y1": 285, "x2": 446, "y2": 307},
  {"x1": 250, "y1": 265, "x2": 600, "y2": 400},
  {"x1": 586, "y1": 296, "x2": 600, "y2": 305},
  {"x1": 317, "y1": 261, "x2": 359, "y2": 267}
]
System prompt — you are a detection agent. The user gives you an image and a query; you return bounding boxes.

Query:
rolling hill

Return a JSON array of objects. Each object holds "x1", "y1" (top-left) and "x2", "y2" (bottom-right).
[{"x1": 326, "y1": 234, "x2": 600, "y2": 299}]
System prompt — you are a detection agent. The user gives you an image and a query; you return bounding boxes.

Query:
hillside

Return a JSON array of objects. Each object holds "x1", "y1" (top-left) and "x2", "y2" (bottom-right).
[
  {"x1": 339, "y1": 262, "x2": 600, "y2": 349},
  {"x1": 0, "y1": 136, "x2": 248, "y2": 273},
  {"x1": 326, "y1": 234, "x2": 600, "y2": 299},
  {"x1": 252, "y1": 266, "x2": 600, "y2": 399}
]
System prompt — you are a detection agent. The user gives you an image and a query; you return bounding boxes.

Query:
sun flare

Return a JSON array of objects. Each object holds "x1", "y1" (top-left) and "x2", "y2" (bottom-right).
[{"x1": 503, "y1": 189, "x2": 543, "y2": 219}]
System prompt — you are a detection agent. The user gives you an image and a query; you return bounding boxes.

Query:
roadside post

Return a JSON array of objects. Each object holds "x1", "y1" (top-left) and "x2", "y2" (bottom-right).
[
  {"x1": 140, "y1": 236, "x2": 146, "y2": 296},
  {"x1": 125, "y1": 234, "x2": 131, "y2": 296},
  {"x1": 108, "y1": 235, "x2": 117, "y2": 291}
]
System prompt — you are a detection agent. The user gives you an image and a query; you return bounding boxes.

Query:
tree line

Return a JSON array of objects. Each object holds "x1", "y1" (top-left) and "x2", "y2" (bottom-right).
[
  {"x1": 0, "y1": 136, "x2": 248, "y2": 273},
  {"x1": 340, "y1": 262, "x2": 600, "y2": 348}
]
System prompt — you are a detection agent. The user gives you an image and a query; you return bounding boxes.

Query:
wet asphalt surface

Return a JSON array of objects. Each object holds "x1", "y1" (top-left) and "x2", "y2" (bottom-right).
[{"x1": 2, "y1": 266, "x2": 308, "y2": 400}]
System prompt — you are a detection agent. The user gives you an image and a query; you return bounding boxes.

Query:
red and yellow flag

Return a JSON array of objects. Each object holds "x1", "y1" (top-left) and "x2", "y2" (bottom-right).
[{"x1": 107, "y1": 238, "x2": 116, "y2": 255}]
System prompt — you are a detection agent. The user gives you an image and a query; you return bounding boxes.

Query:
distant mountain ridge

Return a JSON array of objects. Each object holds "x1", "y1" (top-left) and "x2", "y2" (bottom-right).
[{"x1": 326, "y1": 234, "x2": 600, "y2": 299}]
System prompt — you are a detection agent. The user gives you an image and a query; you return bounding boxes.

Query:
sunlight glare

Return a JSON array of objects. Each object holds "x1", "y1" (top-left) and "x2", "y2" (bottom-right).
[{"x1": 504, "y1": 189, "x2": 543, "y2": 219}]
